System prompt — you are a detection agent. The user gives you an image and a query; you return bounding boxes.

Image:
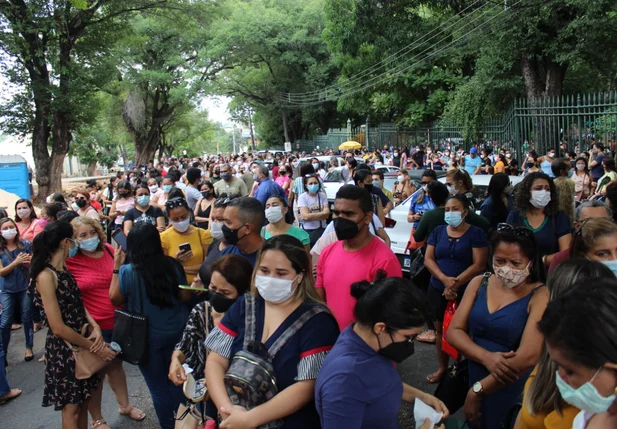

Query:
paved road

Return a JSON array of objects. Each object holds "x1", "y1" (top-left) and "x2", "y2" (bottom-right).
[{"x1": 1, "y1": 327, "x2": 456, "y2": 429}]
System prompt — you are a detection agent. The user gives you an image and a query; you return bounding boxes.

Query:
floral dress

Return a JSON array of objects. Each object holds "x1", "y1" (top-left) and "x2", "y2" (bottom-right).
[{"x1": 41, "y1": 265, "x2": 99, "y2": 410}]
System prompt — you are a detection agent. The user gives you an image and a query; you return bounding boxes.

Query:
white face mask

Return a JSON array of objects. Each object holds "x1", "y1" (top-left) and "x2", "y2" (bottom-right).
[
  {"x1": 210, "y1": 221, "x2": 225, "y2": 241},
  {"x1": 397, "y1": 175, "x2": 405, "y2": 182},
  {"x1": 1, "y1": 228, "x2": 17, "y2": 240},
  {"x1": 576, "y1": 163, "x2": 586, "y2": 171},
  {"x1": 149, "y1": 185, "x2": 159, "y2": 193},
  {"x1": 254, "y1": 274, "x2": 299, "y2": 303},
  {"x1": 171, "y1": 218, "x2": 191, "y2": 233},
  {"x1": 17, "y1": 208, "x2": 31, "y2": 219},
  {"x1": 265, "y1": 206, "x2": 284, "y2": 224},
  {"x1": 530, "y1": 190, "x2": 551, "y2": 208}
]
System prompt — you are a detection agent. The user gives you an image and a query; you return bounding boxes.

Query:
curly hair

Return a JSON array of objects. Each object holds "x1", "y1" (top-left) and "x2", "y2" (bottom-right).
[{"x1": 513, "y1": 171, "x2": 558, "y2": 216}]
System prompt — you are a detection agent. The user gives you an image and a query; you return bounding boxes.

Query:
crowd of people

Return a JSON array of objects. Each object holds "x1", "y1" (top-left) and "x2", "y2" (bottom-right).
[{"x1": 0, "y1": 142, "x2": 616, "y2": 429}]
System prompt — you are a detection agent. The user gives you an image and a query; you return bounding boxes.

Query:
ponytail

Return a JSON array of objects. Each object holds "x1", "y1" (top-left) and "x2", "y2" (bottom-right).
[{"x1": 30, "y1": 221, "x2": 74, "y2": 283}]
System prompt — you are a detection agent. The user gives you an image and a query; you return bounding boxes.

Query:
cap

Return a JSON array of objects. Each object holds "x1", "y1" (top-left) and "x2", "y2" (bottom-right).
[{"x1": 470, "y1": 147, "x2": 478, "y2": 154}]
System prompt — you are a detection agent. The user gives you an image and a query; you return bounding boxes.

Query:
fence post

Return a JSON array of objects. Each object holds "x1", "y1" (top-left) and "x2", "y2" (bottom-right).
[
  {"x1": 366, "y1": 115, "x2": 370, "y2": 151},
  {"x1": 577, "y1": 94, "x2": 582, "y2": 150}
]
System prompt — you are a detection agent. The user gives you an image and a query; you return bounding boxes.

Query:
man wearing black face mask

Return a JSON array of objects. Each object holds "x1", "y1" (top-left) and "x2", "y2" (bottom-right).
[
  {"x1": 316, "y1": 186, "x2": 402, "y2": 331},
  {"x1": 213, "y1": 164, "x2": 248, "y2": 198},
  {"x1": 219, "y1": 197, "x2": 264, "y2": 266},
  {"x1": 353, "y1": 168, "x2": 388, "y2": 225}
]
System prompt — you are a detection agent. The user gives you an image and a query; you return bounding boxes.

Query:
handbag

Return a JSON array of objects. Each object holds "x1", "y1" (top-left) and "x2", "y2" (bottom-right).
[
  {"x1": 223, "y1": 294, "x2": 326, "y2": 429},
  {"x1": 434, "y1": 359, "x2": 469, "y2": 415},
  {"x1": 65, "y1": 323, "x2": 110, "y2": 380},
  {"x1": 174, "y1": 403, "x2": 204, "y2": 429},
  {"x1": 442, "y1": 302, "x2": 460, "y2": 360},
  {"x1": 407, "y1": 247, "x2": 426, "y2": 280},
  {"x1": 112, "y1": 269, "x2": 149, "y2": 365}
]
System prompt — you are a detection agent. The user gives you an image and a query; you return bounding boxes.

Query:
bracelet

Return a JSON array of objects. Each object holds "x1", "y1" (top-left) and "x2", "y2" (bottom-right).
[{"x1": 113, "y1": 269, "x2": 120, "y2": 274}]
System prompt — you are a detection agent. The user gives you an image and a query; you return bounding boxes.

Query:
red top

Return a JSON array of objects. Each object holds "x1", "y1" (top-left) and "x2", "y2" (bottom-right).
[
  {"x1": 66, "y1": 243, "x2": 117, "y2": 330},
  {"x1": 90, "y1": 200, "x2": 102, "y2": 211}
]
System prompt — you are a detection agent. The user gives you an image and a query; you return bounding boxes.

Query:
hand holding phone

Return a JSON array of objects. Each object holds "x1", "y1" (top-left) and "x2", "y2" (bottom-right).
[{"x1": 111, "y1": 229, "x2": 128, "y2": 252}]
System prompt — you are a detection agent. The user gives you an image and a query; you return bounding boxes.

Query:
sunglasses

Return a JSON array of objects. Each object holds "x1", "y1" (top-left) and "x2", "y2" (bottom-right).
[
  {"x1": 215, "y1": 196, "x2": 232, "y2": 205},
  {"x1": 496, "y1": 223, "x2": 534, "y2": 238},
  {"x1": 166, "y1": 198, "x2": 188, "y2": 210}
]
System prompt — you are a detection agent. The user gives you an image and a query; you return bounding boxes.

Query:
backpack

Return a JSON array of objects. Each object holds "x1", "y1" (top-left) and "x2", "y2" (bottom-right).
[{"x1": 223, "y1": 294, "x2": 326, "y2": 428}]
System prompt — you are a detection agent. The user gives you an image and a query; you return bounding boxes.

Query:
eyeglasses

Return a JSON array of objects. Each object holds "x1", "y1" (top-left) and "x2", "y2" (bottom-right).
[
  {"x1": 165, "y1": 198, "x2": 187, "y2": 210},
  {"x1": 496, "y1": 223, "x2": 534, "y2": 238}
]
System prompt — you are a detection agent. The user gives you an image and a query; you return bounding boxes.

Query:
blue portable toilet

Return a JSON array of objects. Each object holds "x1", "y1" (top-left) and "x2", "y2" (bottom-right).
[{"x1": 0, "y1": 155, "x2": 31, "y2": 200}]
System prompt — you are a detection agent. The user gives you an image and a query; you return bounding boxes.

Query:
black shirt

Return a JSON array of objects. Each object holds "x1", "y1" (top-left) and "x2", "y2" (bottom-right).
[{"x1": 124, "y1": 205, "x2": 164, "y2": 226}]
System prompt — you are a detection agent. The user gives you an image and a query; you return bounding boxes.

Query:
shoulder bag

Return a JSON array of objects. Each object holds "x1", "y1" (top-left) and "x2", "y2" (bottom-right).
[
  {"x1": 66, "y1": 323, "x2": 111, "y2": 380},
  {"x1": 112, "y1": 268, "x2": 149, "y2": 365},
  {"x1": 223, "y1": 294, "x2": 326, "y2": 429}
]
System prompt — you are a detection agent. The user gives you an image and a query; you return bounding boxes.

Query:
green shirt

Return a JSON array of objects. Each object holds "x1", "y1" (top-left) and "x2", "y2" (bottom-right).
[
  {"x1": 413, "y1": 207, "x2": 491, "y2": 242},
  {"x1": 261, "y1": 225, "x2": 311, "y2": 246}
]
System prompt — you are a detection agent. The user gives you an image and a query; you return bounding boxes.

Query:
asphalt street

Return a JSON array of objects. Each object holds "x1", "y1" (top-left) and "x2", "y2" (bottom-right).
[{"x1": 0, "y1": 327, "x2": 459, "y2": 429}]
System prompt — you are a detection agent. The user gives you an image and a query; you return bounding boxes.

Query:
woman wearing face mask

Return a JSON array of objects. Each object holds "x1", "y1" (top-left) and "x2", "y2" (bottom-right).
[
  {"x1": 66, "y1": 217, "x2": 145, "y2": 428},
  {"x1": 194, "y1": 181, "x2": 215, "y2": 230},
  {"x1": 123, "y1": 184, "x2": 165, "y2": 235},
  {"x1": 506, "y1": 172, "x2": 572, "y2": 265},
  {"x1": 447, "y1": 224, "x2": 548, "y2": 429},
  {"x1": 573, "y1": 157, "x2": 592, "y2": 201},
  {"x1": 72, "y1": 189, "x2": 100, "y2": 221},
  {"x1": 569, "y1": 218, "x2": 617, "y2": 275},
  {"x1": 275, "y1": 166, "x2": 292, "y2": 195},
  {"x1": 109, "y1": 223, "x2": 192, "y2": 429},
  {"x1": 407, "y1": 170, "x2": 437, "y2": 232},
  {"x1": 169, "y1": 255, "x2": 252, "y2": 386},
  {"x1": 524, "y1": 153, "x2": 541, "y2": 176},
  {"x1": 516, "y1": 259, "x2": 613, "y2": 429},
  {"x1": 393, "y1": 170, "x2": 413, "y2": 206},
  {"x1": 40, "y1": 202, "x2": 63, "y2": 225},
  {"x1": 298, "y1": 175, "x2": 330, "y2": 247},
  {"x1": 14, "y1": 198, "x2": 43, "y2": 242},
  {"x1": 152, "y1": 176, "x2": 175, "y2": 209},
  {"x1": 316, "y1": 273, "x2": 448, "y2": 429},
  {"x1": 32, "y1": 221, "x2": 116, "y2": 428},
  {"x1": 205, "y1": 235, "x2": 340, "y2": 429},
  {"x1": 161, "y1": 197, "x2": 212, "y2": 284},
  {"x1": 537, "y1": 279, "x2": 617, "y2": 428},
  {"x1": 445, "y1": 169, "x2": 478, "y2": 211},
  {"x1": 109, "y1": 180, "x2": 135, "y2": 233},
  {"x1": 590, "y1": 157, "x2": 617, "y2": 198},
  {"x1": 480, "y1": 173, "x2": 513, "y2": 229},
  {"x1": 423, "y1": 195, "x2": 489, "y2": 384},
  {"x1": 262, "y1": 196, "x2": 310, "y2": 252},
  {"x1": 0, "y1": 218, "x2": 34, "y2": 362},
  {"x1": 290, "y1": 162, "x2": 321, "y2": 221}
]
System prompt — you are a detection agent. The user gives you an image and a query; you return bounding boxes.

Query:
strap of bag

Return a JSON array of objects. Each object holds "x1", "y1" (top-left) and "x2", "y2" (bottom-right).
[
  {"x1": 267, "y1": 305, "x2": 327, "y2": 358},
  {"x1": 131, "y1": 266, "x2": 146, "y2": 315},
  {"x1": 242, "y1": 293, "x2": 256, "y2": 349}
]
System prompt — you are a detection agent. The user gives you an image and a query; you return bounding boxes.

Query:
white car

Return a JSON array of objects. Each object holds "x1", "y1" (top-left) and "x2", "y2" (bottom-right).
[
  {"x1": 386, "y1": 174, "x2": 523, "y2": 273},
  {"x1": 373, "y1": 164, "x2": 401, "y2": 174}
]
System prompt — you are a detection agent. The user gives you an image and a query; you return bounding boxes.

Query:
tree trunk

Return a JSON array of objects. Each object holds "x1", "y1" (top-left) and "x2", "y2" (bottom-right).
[
  {"x1": 87, "y1": 161, "x2": 97, "y2": 176},
  {"x1": 281, "y1": 109, "x2": 290, "y2": 142}
]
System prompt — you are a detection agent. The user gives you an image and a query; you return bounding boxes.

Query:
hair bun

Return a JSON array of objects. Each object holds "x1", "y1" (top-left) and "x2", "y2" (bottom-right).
[{"x1": 350, "y1": 280, "x2": 371, "y2": 299}]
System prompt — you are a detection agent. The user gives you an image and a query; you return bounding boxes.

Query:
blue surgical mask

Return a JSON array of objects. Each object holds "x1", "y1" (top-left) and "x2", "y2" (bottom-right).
[
  {"x1": 79, "y1": 237, "x2": 100, "y2": 253},
  {"x1": 444, "y1": 211, "x2": 463, "y2": 227},
  {"x1": 68, "y1": 239, "x2": 79, "y2": 258},
  {"x1": 312, "y1": 163, "x2": 319, "y2": 171},
  {"x1": 136, "y1": 195, "x2": 150, "y2": 206},
  {"x1": 601, "y1": 259, "x2": 617, "y2": 277},
  {"x1": 162, "y1": 184, "x2": 173, "y2": 193},
  {"x1": 373, "y1": 180, "x2": 382, "y2": 189},
  {"x1": 555, "y1": 369, "x2": 616, "y2": 414},
  {"x1": 307, "y1": 184, "x2": 320, "y2": 194}
]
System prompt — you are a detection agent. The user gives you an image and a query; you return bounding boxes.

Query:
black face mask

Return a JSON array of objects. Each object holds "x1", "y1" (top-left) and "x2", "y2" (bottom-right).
[
  {"x1": 526, "y1": 162, "x2": 535, "y2": 169},
  {"x1": 364, "y1": 184, "x2": 374, "y2": 193},
  {"x1": 377, "y1": 332, "x2": 415, "y2": 363},
  {"x1": 202, "y1": 191, "x2": 212, "y2": 199},
  {"x1": 75, "y1": 199, "x2": 87, "y2": 208},
  {"x1": 118, "y1": 193, "x2": 129, "y2": 198},
  {"x1": 220, "y1": 173, "x2": 231, "y2": 181},
  {"x1": 222, "y1": 224, "x2": 247, "y2": 245},
  {"x1": 333, "y1": 217, "x2": 363, "y2": 241},
  {"x1": 205, "y1": 290, "x2": 237, "y2": 313}
]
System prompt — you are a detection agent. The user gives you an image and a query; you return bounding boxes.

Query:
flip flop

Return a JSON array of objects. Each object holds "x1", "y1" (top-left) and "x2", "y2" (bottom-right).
[
  {"x1": 10, "y1": 324, "x2": 21, "y2": 331},
  {"x1": 417, "y1": 330, "x2": 437, "y2": 344},
  {"x1": 426, "y1": 370, "x2": 445, "y2": 384},
  {"x1": 119, "y1": 405, "x2": 146, "y2": 421},
  {"x1": 0, "y1": 388, "x2": 22, "y2": 405}
]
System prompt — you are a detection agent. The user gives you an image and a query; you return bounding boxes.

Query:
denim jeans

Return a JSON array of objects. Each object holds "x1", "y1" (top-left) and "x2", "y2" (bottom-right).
[
  {"x1": 0, "y1": 290, "x2": 33, "y2": 353},
  {"x1": 0, "y1": 334, "x2": 9, "y2": 396},
  {"x1": 138, "y1": 331, "x2": 185, "y2": 429}
]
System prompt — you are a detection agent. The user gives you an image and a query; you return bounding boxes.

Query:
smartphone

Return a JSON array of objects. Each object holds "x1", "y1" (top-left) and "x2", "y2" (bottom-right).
[
  {"x1": 179, "y1": 284, "x2": 209, "y2": 292},
  {"x1": 111, "y1": 229, "x2": 128, "y2": 252},
  {"x1": 179, "y1": 242, "x2": 192, "y2": 254}
]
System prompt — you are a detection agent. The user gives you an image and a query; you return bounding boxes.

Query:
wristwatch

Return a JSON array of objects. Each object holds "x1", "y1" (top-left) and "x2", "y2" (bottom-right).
[{"x1": 472, "y1": 381, "x2": 484, "y2": 396}]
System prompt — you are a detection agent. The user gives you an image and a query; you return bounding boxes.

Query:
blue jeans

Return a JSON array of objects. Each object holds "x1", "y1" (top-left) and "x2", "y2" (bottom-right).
[
  {"x1": 138, "y1": 331, "x2": 185, "y2": 429},
  {"x1": 0, "y1": 335, "x2": 10, "y2": 396},
  {"x1": 0, "y1": 290, "x2": 33, "y2": 353}
]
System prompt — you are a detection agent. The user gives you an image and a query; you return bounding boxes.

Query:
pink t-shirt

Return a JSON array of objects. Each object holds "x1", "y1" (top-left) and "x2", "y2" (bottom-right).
[
  {"x1": 275, "y1": 175, "x2": 291, "y2": 189},
  {"x1": 66, "y1": 244, "x2": 117, "y2": 330},
  {"x1": 316, "y1": 237, "x2": 402, "y2": 330},
  {"x1": 17, "y1": 218, "x2": 43, "y2": 242}
]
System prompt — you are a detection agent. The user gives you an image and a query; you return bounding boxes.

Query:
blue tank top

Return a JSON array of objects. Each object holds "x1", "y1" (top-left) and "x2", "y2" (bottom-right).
[{"x1": 540, "y1": 159, "x2": 554, "y2": 177}]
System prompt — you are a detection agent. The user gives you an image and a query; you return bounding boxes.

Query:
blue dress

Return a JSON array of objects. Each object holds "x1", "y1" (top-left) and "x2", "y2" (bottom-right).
[{"x1": 468, "y1": 276, "x2": 539, "y2": 429}]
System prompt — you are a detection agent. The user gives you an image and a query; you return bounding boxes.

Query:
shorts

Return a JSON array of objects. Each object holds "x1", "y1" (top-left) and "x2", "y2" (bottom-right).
[{"x1": 427, "y1": 286, "x2": 462, "y2": 323}]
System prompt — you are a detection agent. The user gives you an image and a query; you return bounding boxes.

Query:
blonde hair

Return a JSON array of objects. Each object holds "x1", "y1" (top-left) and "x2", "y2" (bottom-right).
[
  {"x1": 70, "y1": 216, "x2": 105, "y2": 252},
  {"x1": 571, "y1": 217, "x2": 617, "y2": 258}
]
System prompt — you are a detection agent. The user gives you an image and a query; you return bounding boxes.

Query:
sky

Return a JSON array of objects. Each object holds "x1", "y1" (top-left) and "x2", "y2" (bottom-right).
[{"x1": 201, "y1": 96, "x2": 232, "y2": 128}]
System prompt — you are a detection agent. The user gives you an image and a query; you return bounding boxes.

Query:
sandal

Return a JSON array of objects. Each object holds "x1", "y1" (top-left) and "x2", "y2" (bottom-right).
[
  {"x1": 0, "y1": 388, "x2": 21, "y2": 405},
  {"x1": 90, "y1": 419, "x2": 110, "y2": 429},
  {"x1": 24, "y1": 350, "x2": 34, "y2": 362},
  {"x1": 417, "y1": 330, "x2": 437, "y2": 344},
  {"x1": 33, "y1": 323, "x2": 42, "y2": 333},
  {"x1": 10, "y1": 324, "x2": 21, "y2": 331},
  {"x1": 119, "y1": 404, "x2": 146, "y2": 421},
  {"x1": 426, "y1": 370, "x2": 445, "y2": 384}
]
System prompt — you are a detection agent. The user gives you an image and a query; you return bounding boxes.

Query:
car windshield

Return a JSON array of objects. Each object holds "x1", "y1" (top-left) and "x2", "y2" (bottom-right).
[{"x1": 324, "y1": 170, "x2": 343, "y2": 182}]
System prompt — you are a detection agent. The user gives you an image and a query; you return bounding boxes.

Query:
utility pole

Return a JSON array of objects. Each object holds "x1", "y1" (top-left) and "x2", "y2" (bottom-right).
[
  {"x1": 248, "y1": 108, "x2": 256, "y2": 151},
  {"x1": 232, "y1": 124, "x2": 237, "y2": 154}
]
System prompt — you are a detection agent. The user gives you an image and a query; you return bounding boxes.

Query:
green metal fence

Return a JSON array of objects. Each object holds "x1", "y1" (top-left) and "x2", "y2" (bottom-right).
[{"x1": 298, "y1": 92, "x2": 617, "y2": 161}]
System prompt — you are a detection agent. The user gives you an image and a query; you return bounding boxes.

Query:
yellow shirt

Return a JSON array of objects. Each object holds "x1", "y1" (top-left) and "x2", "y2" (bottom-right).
[
  {"x1": 160, "y1": 226, "x2": 213, "y2": 283},
  {"x1": 495, "y1": 160, "x2": 506, "y2": 173},
  {"x1": 381, "y1": 187, "x2": 395, "y2": 203},
  {"x1": 520, "y1": 366, "x2": 579, "y2": 429}
]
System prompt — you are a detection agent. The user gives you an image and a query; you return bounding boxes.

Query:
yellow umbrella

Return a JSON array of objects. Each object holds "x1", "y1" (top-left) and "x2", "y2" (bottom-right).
[{"x1": 339, "y1": 141, "x2": 361, "y2": 151}]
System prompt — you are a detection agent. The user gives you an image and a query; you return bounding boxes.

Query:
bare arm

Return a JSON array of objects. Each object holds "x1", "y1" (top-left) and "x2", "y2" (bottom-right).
[
  {"x1": 375, "y1": 228, "x2": 391, "y2": 247},
  {"x1": 299, "y1": 206, "x2": 329, "y2": 221},
  {"x1": 242, "y1": 381, "x2": 316, "y2": 425},
  {"x1": 424, "y1": 244, "x2": 448, "y2": 283},
  {"x1": 377, "y1": 200, "x2": 385, "y2": 225},
  {"x1": 123, "y1": 220, "x2": 133, "y2": 235},
  {"x1": 156, "y1": 216, "x2": 166, "y2": 232},
  {"x1": 109, "y1": 201, "x2": 118, "y2": 219},
  {"x1": 454, "y1": 247, "x2": 488, "y2": 287},
  {"x1": 206, "y1": 352, "x2": 234, "y2": 417}
]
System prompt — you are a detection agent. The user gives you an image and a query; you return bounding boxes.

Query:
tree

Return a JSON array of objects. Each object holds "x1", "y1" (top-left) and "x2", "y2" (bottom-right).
[{"x1": 0, "y1": 0, "x2": 169, "y2": 199}]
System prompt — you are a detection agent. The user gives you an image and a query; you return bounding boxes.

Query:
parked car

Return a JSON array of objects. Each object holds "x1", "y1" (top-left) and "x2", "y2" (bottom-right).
[
  {"x1": 386, "y1": 174, "x2": 523, "y2": 274},
  {"x1": 299, "y1": 155, "x2": 364, "y2": 169},
  {"x1": 373, "y1": 164, "x2": 401, "y2": 174}
]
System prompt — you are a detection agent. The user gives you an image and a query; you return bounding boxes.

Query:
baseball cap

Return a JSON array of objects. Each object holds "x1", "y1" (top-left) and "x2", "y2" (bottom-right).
[{"x1": 470, "y1": 147, "x2": 478, "y2": 154}]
